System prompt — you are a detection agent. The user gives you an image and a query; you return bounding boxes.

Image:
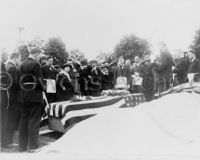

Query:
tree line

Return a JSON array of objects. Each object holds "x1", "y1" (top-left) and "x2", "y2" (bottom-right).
[{"x1": 18, "y1": 28, "x2": 200, "y2": 65}]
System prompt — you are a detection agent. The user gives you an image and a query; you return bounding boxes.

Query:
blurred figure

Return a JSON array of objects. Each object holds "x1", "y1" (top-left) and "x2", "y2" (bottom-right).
[
  {"x1": 172, "y1": 51, "x2": 190, "y2": 85},
  {"x1": 0, "y1": 51, "x2": 9, "y2": 148},
  {"x1": 4, "y1": 52, "x2": 21, "y2": 147},
  {"x1": 139, "y1": 56, "x2": 155, "y2": 102},
  {"x1": 78, "y1": 59, "x2": 89, "y2": 96},
  {"x1": 155, "y1": 43, "x2": 175, "y2": 93},
  {"x1": 125, "y1": 59, "x2": 131, "y2": 69},
  {"x1": 1, "y1": 51, "x2": 8, "y2": 63},
  {"x1": 87, "y1": 60, "x2": 102, "y2": 96},
  {"x1": 187, "y1": 50, "x2": 200, "y2": 82},
  {"x1": 131, "y1": 56, "x2": 142, "y2": 93}
]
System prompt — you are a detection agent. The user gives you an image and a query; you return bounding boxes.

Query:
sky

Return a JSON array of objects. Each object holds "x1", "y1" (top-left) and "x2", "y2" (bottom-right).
[{"x1": 0, "y1": 0, "x2": 200, "y2": 60}]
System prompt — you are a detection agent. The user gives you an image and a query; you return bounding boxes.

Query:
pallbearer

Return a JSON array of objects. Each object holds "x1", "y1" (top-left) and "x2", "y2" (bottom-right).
[
  {"x1": 5, "y1": 52, "x2": 21, "y2": 147},
  {"x1": 18, "y1": 48, "x2": 45, "y2": 152},
  {"x1": 0, "y1": 51, "x2": 9, "y2": 148}
]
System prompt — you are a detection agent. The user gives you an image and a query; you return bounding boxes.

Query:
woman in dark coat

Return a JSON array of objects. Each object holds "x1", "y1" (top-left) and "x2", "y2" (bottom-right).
[
  {"x1": 139, "y1": 57, "x2": 155, "y2": 102},
  {"x1": 87, "y1": 60, "x2": 102, "y2": 96},
  {"x1": 56, "y1": 63, "x2": 75, "y2": 101},
  {"x1": 101, "y1": 64, "x2": 114, "y2": 90}
]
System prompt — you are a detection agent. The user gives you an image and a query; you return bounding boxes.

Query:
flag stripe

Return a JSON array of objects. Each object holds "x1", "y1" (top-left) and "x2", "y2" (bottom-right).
[
  {"x1": 48, "y1": 94, "x2": 145, "y2": 132},
  {"x1": 61, "y1": 98, "x2": 126, "y2": 125}
]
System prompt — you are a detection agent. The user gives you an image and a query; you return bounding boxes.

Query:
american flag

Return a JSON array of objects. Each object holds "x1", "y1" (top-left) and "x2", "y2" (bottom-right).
[{"x1": 47, "y1": 94, "x2": 145, "y2": 132}]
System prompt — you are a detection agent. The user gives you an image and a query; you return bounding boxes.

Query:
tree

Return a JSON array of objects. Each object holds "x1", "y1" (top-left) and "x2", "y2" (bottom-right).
[
  {"x1": 44, "y1": 37, "x2": 68, "y2": 66},
  {"x1": 113, "y1": 34, "x2": 151, "y2": 61},
  {"x1": 96, "y1": 52, "x2": 113, "y2": 63},
  {"x1": 17, "y1": 39, "x2": 46, "y2": 62},
  {"x1": 190, "y1": 28, "x2": 200, "y2": 59},
  {"x1": 69, "y1": 49, "x2": 85, "y2": 61}
]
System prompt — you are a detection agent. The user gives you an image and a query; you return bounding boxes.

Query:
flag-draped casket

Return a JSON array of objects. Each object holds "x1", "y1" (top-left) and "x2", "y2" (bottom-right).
[
  {"x1": 47, "y1": 93, "x2": 146, "y2": 132},
  {"x1": 39, "y1": 83, "x2": 200, "y2": 157}
]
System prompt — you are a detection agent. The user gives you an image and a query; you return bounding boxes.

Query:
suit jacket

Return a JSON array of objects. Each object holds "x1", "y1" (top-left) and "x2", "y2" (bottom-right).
[
  {"x1": 41, "y1": 65, "x2": 58, "y2": 79},
  {"x1": 5, "y1": 61, "x2": 20, "y2": 102},
  {"x1": 113, "y1": 65, "x2": 131, "y2": 85},
  {"x1": 19, "y1": 57, "x2": 45, "y2": 103}
]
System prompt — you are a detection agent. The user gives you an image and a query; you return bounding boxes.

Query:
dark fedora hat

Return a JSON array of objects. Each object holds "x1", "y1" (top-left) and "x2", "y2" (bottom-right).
[
  {"x1": 62, "y1": 63, "x2": 73, "y2": 69},
  {"x1": 141, "y1": 55, "x2": 150, "y2": 64}
]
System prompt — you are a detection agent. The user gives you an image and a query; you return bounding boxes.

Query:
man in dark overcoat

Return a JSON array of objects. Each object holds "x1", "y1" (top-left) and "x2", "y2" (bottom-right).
[
  {"x1": 5, "y1": 52, "x2": 21, "y2": 146},
  {"x1": 0, "y1": 52, "x2": 8, "y2": 148},
  {"x1": 18, "y1": 48, "x2": 45, "y2": 152}
]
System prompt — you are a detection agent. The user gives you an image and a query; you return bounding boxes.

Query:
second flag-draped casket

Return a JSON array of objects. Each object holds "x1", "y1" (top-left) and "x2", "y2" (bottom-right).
[{"x1": 47, "y1": 92, "x2": 146, "y2": 132}]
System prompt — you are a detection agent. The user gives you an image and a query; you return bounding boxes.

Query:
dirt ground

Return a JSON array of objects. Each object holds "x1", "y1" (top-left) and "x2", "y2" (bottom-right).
[{"x1": 1, "y1": 126, "x2": 63, "y2": 153}]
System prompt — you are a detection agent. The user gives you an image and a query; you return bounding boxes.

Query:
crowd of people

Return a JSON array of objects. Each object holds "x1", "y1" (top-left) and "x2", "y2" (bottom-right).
[{"x1": 1, "y1": 46, "x2": 200, "y2": 152}]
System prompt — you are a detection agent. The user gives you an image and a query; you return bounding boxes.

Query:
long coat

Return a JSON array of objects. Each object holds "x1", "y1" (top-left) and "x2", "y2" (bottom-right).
[
  {"x1": 19, "y1": 57, "x2": 45, "y2": 103},
  {"x1": 101, "y1": 69, "x2": 114, "y2": 90},
  {"x1": 56, "y1": 73, "x2": 74, "y2": 101},
  {"x1": 139, "y1": 63, "x2": 155, "y2": 102},
  {"x1": 5, "y1": 61, "x2": 20, "y2": 102},
  {"x1": 41, "y1": 65, "x2": 58, "y2": 79}
]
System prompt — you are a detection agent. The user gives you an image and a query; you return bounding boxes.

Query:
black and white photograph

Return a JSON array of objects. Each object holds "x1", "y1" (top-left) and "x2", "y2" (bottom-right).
[{"x1": 0, "y1": 0, "x2": 200, "y2": 159}]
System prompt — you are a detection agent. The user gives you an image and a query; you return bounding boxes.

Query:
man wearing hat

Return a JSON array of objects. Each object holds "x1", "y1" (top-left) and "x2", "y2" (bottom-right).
[
  {"x1": 101, "y1": 63, "x2": 114, "y2": 90},
  {"x1": 87, "y1": 60, "x2": 102, "y2": 96}
]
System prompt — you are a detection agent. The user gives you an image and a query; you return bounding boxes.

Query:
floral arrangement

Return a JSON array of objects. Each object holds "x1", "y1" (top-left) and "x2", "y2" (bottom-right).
[{"x1": 101, "y1": 89, "x2": 130, "y2": 96}]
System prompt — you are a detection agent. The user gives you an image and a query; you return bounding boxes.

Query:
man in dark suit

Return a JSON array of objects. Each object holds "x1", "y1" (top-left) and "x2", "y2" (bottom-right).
[
  {"x1": 187, "y1": 50, "x2": 200, "y2": 82},
  {"x1": 41, "y1": 56, "x2": 58, "y2": 103},
  {"x1": 0, "y1": 51, "x2": 8, "y2": 148},
  {"x1": 18, "y1": 48, "x2": 45, "y2": 152},
  {"x1": 4, "y1": 52, "x2": 21, "y2": 147},
  {"x1": 113, "y1": 57, "x2": 131, "y2": 90}
]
